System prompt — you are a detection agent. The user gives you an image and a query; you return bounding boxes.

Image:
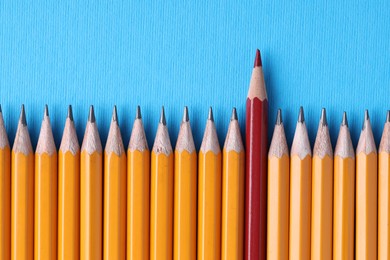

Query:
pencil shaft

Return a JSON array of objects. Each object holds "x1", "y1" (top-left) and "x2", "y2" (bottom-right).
[
  {"x1": 0, "y1": 146, "x2": 10, "y2": 260},
  {"x1": 378, "y1": 152, "x2": 390, "y2": 259}
]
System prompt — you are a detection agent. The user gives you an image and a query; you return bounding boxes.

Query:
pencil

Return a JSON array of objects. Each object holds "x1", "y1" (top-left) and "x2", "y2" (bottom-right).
[
  {"x1": 355, "y1": 110, "x2": 377, "y2": 260},
  {"x1": 104, "y1": 106, "x2": 126, "y2": 260},
  {"x1": 0, "y1": 106, "x2": 10, "y2": 260},
  {"x1": 311, "y1": 108, "x2": 333, "y2": 260},
  {"x1": 198, "y1": 107, "x2": 222, "y2": 260},
  {"x1": 267, "y1": 109, "x2": 289, "y2": 260},
  {"x1": 150, "y1": 107, "x2": 174, "y2": 260},
  {"x1": 35, "y1": 105, "x2": 58, "y2": 260},
  {"x1": 80, "y1": 106, "x2": 103, "y2": 260},
  {"x1": 333, "y1": 112, "x2": 355, "y2": 260},
  {"x1": 289, "y1": 107, "x2": 312, "y2": 260},
  {"x1": 58, "y1": 105, "x2": 80, "y2": 260},
  {"x1": 378, "y1": 111, "x2": 390, "y2": 260},
  {"x1": 127, "y1": 106, "x2": 150, "y2": 260},
  {"x1": 245, "y1": 49, "x2": 268, "y2": 260},
  {"x1": 174, "y1": 106, "x2": 197, "y2": 260},
  {"x1": 11, "y1": 105, "x2": 34, "y2": 260},
  {"x1": 221, "y1": 108, "x2": 245, "y2": 260}
]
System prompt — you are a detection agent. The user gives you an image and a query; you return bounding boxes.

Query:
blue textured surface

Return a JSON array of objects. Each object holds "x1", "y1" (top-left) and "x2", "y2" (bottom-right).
[{"x1": 0, "y1": 1, "x2": 389, "y2": 151}]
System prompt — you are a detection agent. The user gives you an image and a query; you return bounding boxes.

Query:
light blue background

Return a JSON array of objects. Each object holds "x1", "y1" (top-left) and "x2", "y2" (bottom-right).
[{"x1": 0, "y1": 1, "x2": 389, "y2": 151}]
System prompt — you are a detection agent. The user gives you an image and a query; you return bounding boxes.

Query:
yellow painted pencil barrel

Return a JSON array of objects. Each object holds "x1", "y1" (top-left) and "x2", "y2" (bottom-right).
[
  {"x1": 221, "y1": 108, "x2": 245, "y2": 260},
  {"x1": 104, "y1": 107, "x2": 126, "y2": 260},
  {"x1": 174, "y1": 107, "x2": 197, "y2": 260},
  {"x1": 267, "y1": 110, "x2": 289, "y2": 260},
  {"x1": 150, "y1": 107, "x2": 174, "y2": 260},
  {"x1": 12, "y1": 105, "x2": 34, "y2": 260},
  {"x1": 127, "y1": 106, "x2": 150, "y2": 260},
  {"x1": 58, "y1": 106, "x2": 80, "y2": 260}
]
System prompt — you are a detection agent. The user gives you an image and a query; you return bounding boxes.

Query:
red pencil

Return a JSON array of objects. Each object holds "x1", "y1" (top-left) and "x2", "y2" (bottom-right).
[{"x1": 245, "y1": 49, "x2": 268, "y2": 260}]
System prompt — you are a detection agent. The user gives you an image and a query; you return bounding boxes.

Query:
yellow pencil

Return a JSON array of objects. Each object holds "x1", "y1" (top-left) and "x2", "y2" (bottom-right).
[
  {"x1": 221, "y1": 108, "x2": 245, "y2": 260},
  {"x1": 267, "y1": 109, "x2": 289, "y2": 260},
  {"x1": 104, "y1": 106, "x2": 126, "y2": 260},
  {"x1": 35, "y1": 105, "x2": 58, "y2": 260},
  {"x1": 379, "y1": 111, "x2": 390, "y2": 260},
  {"x1": 11, "y1": 105, "x2": 34, "y2": 260},
  {"x1": 311, "y1": 108, "x2": 333, "y2": 260},
  {"x1": 58, "y1": 105, "x2": 80, "y2": 260},
  {"x1": 0, "y1": 106, "x2": 10, "y2": 260},
  {"x1": 150, "y1": 107, "x2": 174, "y2": 260},
  {"x1": 356, "y1": 110, "x2": 377, "y2": 260},
  {"x1": 127, "y1": 106, "x2": 150, "y2": 260},
  {"x1": 174, "y1": 106, "x2": 197, "y2": 260},
  {"x1": 289, "y1": 107, "x2": 312, "y2": 260},
  {"x1": 198, "y1": 107, "x2": 222, "y2": 260},
  {"x1": 80, "y1": 106, "x2": 103, "y2": 260},
  {"x1": 333, "y1": 112, "x2": 355, "y2": 260}
]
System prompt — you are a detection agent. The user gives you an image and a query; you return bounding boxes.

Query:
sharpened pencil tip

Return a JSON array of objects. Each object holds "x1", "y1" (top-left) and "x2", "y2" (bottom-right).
[
  {"x1": 231, "y1": 107, "x2": 237, "y2": 121},
  {"x1": 88, "y1": 106, "x2": 95, "y2": 123},
  {"x1": 254, "y1": 49, "x2": 262, "y2": 67},
  {"x1": 320, "y1": 108, "x2": 327, "y2": 126},
  {"x1": 387, "y1": 110, "x2": 390, "y2": 123},
  {"x1": 67, "y1": 105, "x2": 73, "y2": 121},
  {"x1": 112, "y1": 105, "x2": 118, "y2": 124},
  {"x1": 136, "y1": 106, "x2": 141, "y2": 119},
  {"x1": 362, "y1": 109, "x2": 369, "y2": 130},
  {"x1": 183, "y1": 106, "x2": 189, "y2": 122},
  {"x1": 0, "y1": 105, "x2": 2, "y2": 114},
  {"x1": 160, "y1": 106, "x2": 166, "y2": 125},
  {"x1": 342, "y1": 112, "x2": 348, "y2": 127},
  {"x1": 298, "y1": 106, "x2": 305, "y2": 123},
  {"x1": 44, "y1": 105, "x2": 49, "y2": 117},
  {"x1": 20, "y1": 105, "x2": 27, "y2": 126},
  {"x1": 208, "y1": 107, "x2": 214, "y2": 122},
  {"x1": 276, "y1": 109, "x2": 282, "y2": 125}
]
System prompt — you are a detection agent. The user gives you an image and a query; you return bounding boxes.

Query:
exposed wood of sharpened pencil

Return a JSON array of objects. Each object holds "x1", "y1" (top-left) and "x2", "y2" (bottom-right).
[
  {"x1": 311, "y1": 108, "x2": 333, "y2": 260},
  {"x1": 35, "y1": 105, "x2": 58, "y2": 260},
  {"x1": 245, "y1": 49, "x2": 268, "y2": 260},
  {"x1": 11, "y1": 105, "x2": 34, "y2": 260},
  {"x1": 198, "y1": 107, "x2": 222, "y2": 260},
  {"x1": 333, "y1": 112, "x2": 355, "y2": 260},
  {"x1": 289, "y1": 107, "x2": 312, "y2": 260},
  {"x1": 267, "y1": 109, "x2": 289, "y2": 260},
  {"x1": 150, "y1": 107, "x2": 174, "y2": 260},
  {"x1": 356, "y1": 110, "x2": 378, "y2": 260},
  {"x1": 174, "y1": 106, "x2": 197, "y2": 260},
  {"x1": 0, "y1": 106, "x2": 10, "y2": 260},
  {"x1": 58, "y1": 105, "x2": 80, "y2": 260},
  {"x1": 221, "y1": 108, "x2": 245, "y2": 260},
  {"x1": 378, "y1": 111, "x2": 390, "y2": 260},
  {"x1": 80, "y1": 106, "x2": 103, "y2": 260},
  {"x1": 104, "y1": 106, "x2": 126, "y2": 260},
  {"x1": 127, "y1": 106, "x2": 150, "y2": 260}
]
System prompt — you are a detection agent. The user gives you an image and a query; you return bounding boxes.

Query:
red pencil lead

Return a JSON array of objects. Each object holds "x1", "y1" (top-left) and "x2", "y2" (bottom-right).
[{"x1": 254, "y1": 49, "x2": 262, "y2": 68}]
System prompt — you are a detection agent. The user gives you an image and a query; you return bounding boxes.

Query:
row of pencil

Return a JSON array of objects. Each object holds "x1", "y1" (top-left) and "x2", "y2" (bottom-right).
[
  {"x1": 268, "y1": 107, "x2": 389, "y2": 260},
  {"x1": 0, "y1": 103, "x2": 245, "y2": 260}
]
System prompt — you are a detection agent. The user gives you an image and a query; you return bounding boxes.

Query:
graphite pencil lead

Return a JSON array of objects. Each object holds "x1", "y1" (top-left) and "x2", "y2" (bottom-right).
[
  {"x1": 387, "y1": 110, "x2": 390, "y2": 122},
  {"x1": 362, "y1": 110, "x2": 369, "y2": 130},
  {"x1": 298, "y1": 106, "x2": 305, "y2": 123},
  {"x1": 112, "y1": 105, "x2": 118, "y2": 124},
  {"x1": 320, "y1": 108, "x2": 328, "y2": 126},
  {"x1": 160, "y1": 106, "x2": 166, "y2": 125},
  {"x1": 208, "y1": 107, "x2": 214, "y2": 122},
  {"x1": 44, "y1": 104, "x2": 49, "y2": 117},
  {"x1": 231, "y1": 107, "x2": 237, "y2": 121},
  {"x1": 342, "y1": 112, "x2": 348, "y2": 127},
  {"x1": 67, "y1": 105, "x2": 74, "y2": 121},
  {"x1": 182, "y1": 106, "x2": 189, "y2": 122},
  {"x1": 254, "y1": 49, "x2": 262, "y2": 68},
  {"x1": 136, "y1": 106, "x2": 142, "y2": 119},
  {"x1": 88, "y1": 105, "x2": 96, "y2": 123},
  {"x1": 20, "y1": 104, "x2": 27, "y2": 126},
  {"x1": 0, "y1": 104, "x2": 2, "y2": 113},
  {"x1": 276, "y1": 109, "x2": 282, "y2": 125}
]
